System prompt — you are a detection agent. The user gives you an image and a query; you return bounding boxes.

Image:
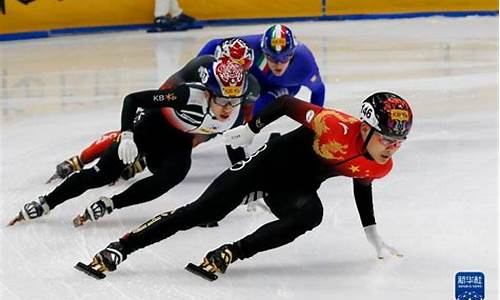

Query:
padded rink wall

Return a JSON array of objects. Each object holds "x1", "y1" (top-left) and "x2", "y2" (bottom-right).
[
  {"x1": 0, "y1": 0, "x2": 498, "y2": 38},
  {"x1": 183, "y1": 0, "x2": 498, "y2": 19}
]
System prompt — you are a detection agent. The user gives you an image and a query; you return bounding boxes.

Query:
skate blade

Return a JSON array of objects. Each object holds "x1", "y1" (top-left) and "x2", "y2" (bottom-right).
[
  {"x1": 45, "y1": 173, "x2": 60, "y2": 184},
  {"x1": 73, "y1": 211, "x2": 91, "y2": 228},
  {"x1": 185, "y1": 263, "x2": 218, "y2": 281},
  {"x1": 74, "y1": 262, "x2": 106, "y2": 279},
  {"x1": 72, "y1": 215, "x2": 86, "y2": 227},
  {"x1": 6, "y1": 213, "x2": 23, "y2": 227}
]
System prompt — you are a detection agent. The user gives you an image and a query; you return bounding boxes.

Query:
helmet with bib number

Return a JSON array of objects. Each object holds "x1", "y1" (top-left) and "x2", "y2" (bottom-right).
[{"x1": 359, "y1": 92, "x2": 413, "y2": 140}]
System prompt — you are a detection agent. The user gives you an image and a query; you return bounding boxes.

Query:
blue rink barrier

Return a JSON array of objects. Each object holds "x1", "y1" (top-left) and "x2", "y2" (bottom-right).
[{"x1": 1, "y1": 10, "x2": 497, "y2": 42}]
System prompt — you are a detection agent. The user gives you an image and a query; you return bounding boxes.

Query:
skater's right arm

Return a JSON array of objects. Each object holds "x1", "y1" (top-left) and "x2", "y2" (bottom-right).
[
  {"x1": 120, "y1": 85, "x2": 191, "y2": 131},
  {"x1": 222, "y1": 96, "x2": 325, "y2": 148},
  {"x1": 246, "y1": 95, "x2": 323, "y2": 133}
]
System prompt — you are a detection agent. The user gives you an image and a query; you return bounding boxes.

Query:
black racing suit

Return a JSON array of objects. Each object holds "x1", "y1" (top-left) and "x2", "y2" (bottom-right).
[
  {"x1": 43, "y1": 80, "x2": 257, "y2": 211},
  {"x1": 118, "y1": 97, "x2": 378, "y2": 261},
  {"x1": 43, "y1": 55, "x2": 259, "y2": 211}
]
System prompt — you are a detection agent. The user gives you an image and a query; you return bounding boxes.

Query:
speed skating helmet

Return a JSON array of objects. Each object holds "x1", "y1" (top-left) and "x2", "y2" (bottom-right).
[
  {"x1": 359, "y1": 92, "x2": 413, "y2": 140},
  {"x1": 214, "y1": 38, "x2": 254, "y2": 70},
  {"x1": 202, "y1": 59, "x2": 248, "y2": 98},
  {"x1": 260, "y1": 24, "x2": 297, "y2": 63}
]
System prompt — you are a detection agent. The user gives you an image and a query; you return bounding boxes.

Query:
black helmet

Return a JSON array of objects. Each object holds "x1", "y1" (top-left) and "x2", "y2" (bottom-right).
[{"x1": 360, "y1": 92, "x2": 413, "y2": 140}]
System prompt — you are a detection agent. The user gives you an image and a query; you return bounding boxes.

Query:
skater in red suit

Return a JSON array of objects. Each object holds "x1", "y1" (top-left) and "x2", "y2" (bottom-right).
[{"x1": 76, "y1": 92, "x2": 413, "y2": 281}]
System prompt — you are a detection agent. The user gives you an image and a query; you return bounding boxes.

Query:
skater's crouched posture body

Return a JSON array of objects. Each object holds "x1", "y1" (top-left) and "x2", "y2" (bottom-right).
[
  {"x1": 78, "y1": 92, "x2": 413, "y2": 280},
  {"x1": 9, "y1": 57, "x2": 259, "y2": 227},
  {"x1": 50, "y1": 24, "x2": 325, "y2": 184}
]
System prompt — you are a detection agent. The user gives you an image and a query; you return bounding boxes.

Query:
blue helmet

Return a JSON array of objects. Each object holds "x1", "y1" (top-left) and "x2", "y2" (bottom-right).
[
  {"x1": 260, "y1": 24, "x2": 297, "y2": 63},
  {"x1": 201, "y1": 59, "x2": 248, "y2": 98}
]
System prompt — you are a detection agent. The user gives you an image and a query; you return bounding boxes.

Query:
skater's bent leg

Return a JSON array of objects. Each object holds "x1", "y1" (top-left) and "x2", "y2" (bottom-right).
[
  {"x1": 44, "y1": 143, "x2": 125, "y2": 209},
  {"x1": 235, "y1": 192, "x2": 324, "y2": 259},
  {"x1": 119, "y1": 168, "x2": 254, "y2": 255},
  {"x1": 112, "y1": 156, "x2": 191, "y2": 209}
]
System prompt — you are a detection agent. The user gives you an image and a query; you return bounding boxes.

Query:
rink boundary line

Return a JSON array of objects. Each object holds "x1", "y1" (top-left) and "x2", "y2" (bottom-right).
[{"x1": 0, "y1": 10, "x2": 497, "y2": 42}]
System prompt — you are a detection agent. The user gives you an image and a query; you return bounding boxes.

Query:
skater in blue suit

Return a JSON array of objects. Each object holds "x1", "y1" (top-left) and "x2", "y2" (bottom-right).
[{"x1": 199, "y1": 24, "x2": 325, "y2": 115}]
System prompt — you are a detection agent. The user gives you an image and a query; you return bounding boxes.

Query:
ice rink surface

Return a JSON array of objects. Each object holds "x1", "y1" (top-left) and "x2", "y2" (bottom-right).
[{"x1": 1, "y1": 16, "x2": 498, "y2": 299}]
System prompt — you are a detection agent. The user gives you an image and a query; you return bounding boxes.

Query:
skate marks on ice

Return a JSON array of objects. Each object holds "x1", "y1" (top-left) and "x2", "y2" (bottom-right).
[{"x1": 1, "y1": 17, "x2": 498, "y2": 300}]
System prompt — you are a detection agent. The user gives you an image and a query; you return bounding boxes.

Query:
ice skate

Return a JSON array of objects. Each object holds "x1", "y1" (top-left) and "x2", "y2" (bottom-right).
[
  {"x1": 73, "y1": 196, "x2": 114, "y2": 227},
  {"x1": 75, "y1": 241, "x2": 126, "y2": 279},
  {"x1": 185, "y1": 244, "x2": 237, "y2": 281},
  {"x1": 120, "y1": 156, "x2": 146, "y2": 180},
  {"x1": 7, "y1": 196, "x2": 50, "y2": 226},
  {"x1": 46, "y1": 156, "x2": 83, "y2": 183}
]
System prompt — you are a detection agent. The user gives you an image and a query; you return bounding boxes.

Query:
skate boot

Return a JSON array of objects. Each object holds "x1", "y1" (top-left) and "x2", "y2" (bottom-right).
[
  {"x1": 46, "y1": 155, "x2": 83, "y2": 183},
  {"x1": 185, "y1": 244, "x2": 238, "y2": 281},
  {"x1": 7, "y1": 196, "x2": 50, "y2": 226},
  {"x1": 73, "y1": 196, "x2": 114, "y2": 227},
  {"x1": 75, "y1": 241, "x2": 127, "y2": 279},
  {"x1": 154, "y1": 16, "x2": 171, "y2": 27},
  {"x1": 148, "y1": 15, "x2": 185, "y2": 32},
  {"x1": 177, "y1": 13, "x2": 196, "y2": 25},
  {"x1": 177, "y1": 13, "x2": 203, "y2": 29},
  {"x1": 120, "y1": 155, "x2": 146, "y2": 180}
]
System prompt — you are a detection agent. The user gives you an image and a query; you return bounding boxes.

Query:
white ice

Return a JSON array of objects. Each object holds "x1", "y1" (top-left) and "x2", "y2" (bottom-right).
[{"x1": 1, "y1": 16, "x2": 498, "y2": 300}]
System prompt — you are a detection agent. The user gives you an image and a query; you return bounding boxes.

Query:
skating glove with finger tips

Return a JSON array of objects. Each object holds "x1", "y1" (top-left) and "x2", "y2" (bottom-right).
[
  {"x1": 364, "y1": 224, "x2": 403, "y2": 259},
  {"x1": 117, "y1": 131, "x2": 138, "y2": 165}
]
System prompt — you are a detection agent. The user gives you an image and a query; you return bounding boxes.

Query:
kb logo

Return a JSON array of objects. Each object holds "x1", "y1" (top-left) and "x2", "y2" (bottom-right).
[{"x1": 153, "y1": 95, "x2": 165, "y2": 102}]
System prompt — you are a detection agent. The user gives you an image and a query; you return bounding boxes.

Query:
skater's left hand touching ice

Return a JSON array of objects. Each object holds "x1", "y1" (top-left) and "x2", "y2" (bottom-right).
[{"x1": 364, "y1": 224, "x2": 403, "y2": 259}]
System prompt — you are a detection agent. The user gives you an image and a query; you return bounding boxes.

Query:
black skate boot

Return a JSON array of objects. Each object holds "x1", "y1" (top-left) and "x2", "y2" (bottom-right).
[
  {"x1": 46, "y1": 155, "x2": 83, "y2": 183},
  {"x1": 177, "y1": 13, "x2": 203, "y2": 29},
  {"x1": 148, "y1": 12, "x2": 200, "y2": 32},
  {"x1": 185, "y1": 244, "x2": 238, "y2": 281},
  {"x1": 177, "y1": 13, "x2": 196, "y2": 24},
  {"x1": 148, "y1": 15, "x2": 185, "y2": 32},
  {"x1": 7, "y1": 196, "x2": 50, "y2": 226},
  {"x1": 120, "y1": 155, "x2": 146, "y2": 180},
  {"x1": 75, "y1": 241, "x2": 127, "y2": 279},
  {"x1": 73, "y1": 196, "x2": 114, "y2": 227}
]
